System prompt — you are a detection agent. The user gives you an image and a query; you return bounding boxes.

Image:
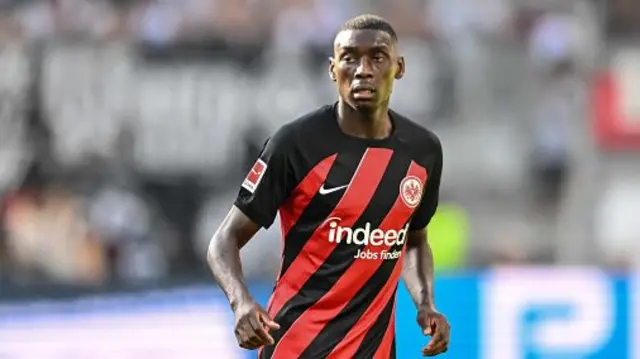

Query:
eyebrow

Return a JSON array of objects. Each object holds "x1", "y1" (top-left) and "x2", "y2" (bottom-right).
[{"x1": 338, "y1": 45, "x2": 391, "y2": 53}]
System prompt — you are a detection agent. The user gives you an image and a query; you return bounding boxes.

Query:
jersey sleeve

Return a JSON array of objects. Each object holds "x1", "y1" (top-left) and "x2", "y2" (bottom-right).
[
  {"x1": 409, "y1": 140, "x2": 443, "y2": 230},
  {"x1": 234, "y1": 128, "x2": 294, "y2": 229}
]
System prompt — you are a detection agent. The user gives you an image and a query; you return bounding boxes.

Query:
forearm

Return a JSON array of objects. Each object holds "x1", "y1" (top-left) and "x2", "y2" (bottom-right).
[
  {"x1": 401, "y1": 236, "x2": 436, "y2": 310},
  {"x1": 207, "y1": 232, "x2": 252, "y2": 310}
]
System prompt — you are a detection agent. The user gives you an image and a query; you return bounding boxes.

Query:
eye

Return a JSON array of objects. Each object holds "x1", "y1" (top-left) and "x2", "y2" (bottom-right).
[
  {"x1": 373, "y1": 53, "x2": 386, "y2": 62},
  {"x1": 341, "y1": 55, "x2": 355, "y2": 63}
]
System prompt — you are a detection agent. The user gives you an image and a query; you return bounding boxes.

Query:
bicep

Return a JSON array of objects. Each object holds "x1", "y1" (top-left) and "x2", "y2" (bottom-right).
[{"x1": 214, "y1": 205, "x2": 262, "y2": 249}]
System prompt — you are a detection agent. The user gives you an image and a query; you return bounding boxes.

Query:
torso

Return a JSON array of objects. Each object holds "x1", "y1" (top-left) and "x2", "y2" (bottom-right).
[{"x1": 240, "y1": 104, "x2": 441, "y2": 359}]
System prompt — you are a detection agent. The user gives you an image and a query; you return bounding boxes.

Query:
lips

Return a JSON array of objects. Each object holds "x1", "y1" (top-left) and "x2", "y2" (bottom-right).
[
  {"x1": 352, "y1": 84, "x2": 376, "y2": 93},
  {"x1": 351, "y1": 84, "x2": 376, "y2": 100}
]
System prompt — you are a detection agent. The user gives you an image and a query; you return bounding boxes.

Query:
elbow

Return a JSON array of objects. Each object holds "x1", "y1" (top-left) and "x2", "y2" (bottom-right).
[
  {"x1": 207, "y1": 231, "x2": 224, "y2": 267},
  {"x1": 207, "y1": 227, "x2": 239, "y2": 267},
  {"x1": 206, "y1": 238, "x2": 217, "y2": 268}
]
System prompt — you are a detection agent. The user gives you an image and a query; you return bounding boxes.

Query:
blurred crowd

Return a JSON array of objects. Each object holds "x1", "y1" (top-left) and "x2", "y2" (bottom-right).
[{"x1": 0, "y1": 0, "x2": 638, "y2": 293}]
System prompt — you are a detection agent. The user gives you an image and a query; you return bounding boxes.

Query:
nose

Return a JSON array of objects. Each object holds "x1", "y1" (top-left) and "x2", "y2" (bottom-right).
[{"x1": 354, "y1": 58, "x2": 373, "y2": 79}]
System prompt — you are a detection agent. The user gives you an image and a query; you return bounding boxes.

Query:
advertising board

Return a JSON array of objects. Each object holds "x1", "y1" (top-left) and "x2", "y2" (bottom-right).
[{"x1": 0, "y1": 269, "x2": 636, "y2": 359}]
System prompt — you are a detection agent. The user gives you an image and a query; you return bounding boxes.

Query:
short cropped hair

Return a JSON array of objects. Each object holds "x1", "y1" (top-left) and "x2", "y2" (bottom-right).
[{"x1": 338, "y1": 14, "x2": 398, "y2": 42}]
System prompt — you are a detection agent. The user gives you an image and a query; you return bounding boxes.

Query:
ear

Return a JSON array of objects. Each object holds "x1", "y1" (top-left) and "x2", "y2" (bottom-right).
[
  {"x1": 328, "y1": 57, "x2": 336, "y2": 82},
  {"x1": 395, "y1": 56, "x2": 405, "y2": 80}
]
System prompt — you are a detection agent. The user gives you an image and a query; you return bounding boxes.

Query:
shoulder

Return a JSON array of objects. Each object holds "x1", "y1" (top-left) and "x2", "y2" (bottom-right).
[
  {"x1": 286, "y1": 104, "x2": 335, "y2": 135},
  {"x1": 268, "y1": 104, "x2": 335, "y2": 150},
  {"x1": 392, "y1": 110, "x2": 442, "y2": 159}
]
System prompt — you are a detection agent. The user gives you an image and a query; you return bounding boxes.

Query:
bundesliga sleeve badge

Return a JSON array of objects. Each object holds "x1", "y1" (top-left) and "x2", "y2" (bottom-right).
[{"x1": 242, "y1": 159, "x2": 267, "y2": 193}]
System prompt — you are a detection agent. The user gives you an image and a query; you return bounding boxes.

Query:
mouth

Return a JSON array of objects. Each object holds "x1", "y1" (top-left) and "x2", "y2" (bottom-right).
[{"x1": 351, "y1": 84, "x2": 377, "y2": 100}]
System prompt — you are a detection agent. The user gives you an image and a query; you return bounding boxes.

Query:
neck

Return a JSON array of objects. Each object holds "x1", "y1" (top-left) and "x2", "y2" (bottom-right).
[{"x1": 336, "y1": 99, "x2": 391, "y2": 140}]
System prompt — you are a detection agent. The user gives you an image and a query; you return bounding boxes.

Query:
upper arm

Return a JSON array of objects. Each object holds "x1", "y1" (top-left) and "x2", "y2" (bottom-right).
[
  {"x1": 213, "y1": 205, "x2": 262, "y2": 249},
  {"x1": 234, "y1": 126, "x2": 296, "y2": 229},
  {"x1": 409, "y1": 135, "x2": 443, "y2": 231}
]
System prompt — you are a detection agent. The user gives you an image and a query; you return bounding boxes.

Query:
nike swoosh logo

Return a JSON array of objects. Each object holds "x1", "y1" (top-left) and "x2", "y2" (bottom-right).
[{"x1": 319, "y1": 184, "x2": 348, "y2": 195}]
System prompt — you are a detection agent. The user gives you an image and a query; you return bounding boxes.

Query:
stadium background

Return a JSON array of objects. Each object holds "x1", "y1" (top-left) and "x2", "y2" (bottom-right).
[{"x1": 0, "y1": 0, "x2": 639, "y2": 358}]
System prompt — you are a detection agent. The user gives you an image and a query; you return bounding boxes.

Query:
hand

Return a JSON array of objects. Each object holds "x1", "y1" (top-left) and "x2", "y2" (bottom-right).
[
  {"x1": 233, "y1": 299, "x2": 280, "y2": 350},
  {"x1": 417, "y1": 307, "x2": 450, "y2": 356}
]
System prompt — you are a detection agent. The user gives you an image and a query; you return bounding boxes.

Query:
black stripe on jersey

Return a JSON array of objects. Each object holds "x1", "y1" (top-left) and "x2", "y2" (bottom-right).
[
  {"x1": 391, "y1": 337, "x2": 397, "y2": 359},
  {"x1": 278, "y1": 149, "x2": 364, "y2": 278},
  {"x1": 263, "y1": 152, "x2": 410, "y2": 358},
  {"x1": 298, "y1": 242, "x2": 404, "y2": 358},
  {"x1": 353, "y1": 290, "x2": 397, "y2": 359}
]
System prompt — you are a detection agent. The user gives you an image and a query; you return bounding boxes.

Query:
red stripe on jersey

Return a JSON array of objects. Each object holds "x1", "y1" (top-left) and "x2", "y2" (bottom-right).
[
  {"x1": 279, "y1": 154, "x2": 338, "y2": 237},
  {"x1": 267, "y1": 148, "x2": 393, "y2": 319},
  {"x1": 272, "y1": 161, "x2": 427, "y2": 358},
  {"x1": 264, "y1": 154, "x2": 339, "y2": 323},
  {"x1": 326, "y1": 251, "x2": 404, "y2": 359},
  {"x1": 373, "y1": 303, "x2": 397, "y2": 359}
]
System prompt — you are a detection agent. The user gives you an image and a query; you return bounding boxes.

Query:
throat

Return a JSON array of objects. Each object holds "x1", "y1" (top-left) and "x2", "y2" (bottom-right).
[{"x1": 337, "y1": 102, "x2": 392, "y2": 140}]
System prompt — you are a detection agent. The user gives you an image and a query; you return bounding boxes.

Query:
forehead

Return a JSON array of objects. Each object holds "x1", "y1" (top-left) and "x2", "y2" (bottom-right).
[{"x1": 334, "y1": 29, "x2": 395, "y2": 51}]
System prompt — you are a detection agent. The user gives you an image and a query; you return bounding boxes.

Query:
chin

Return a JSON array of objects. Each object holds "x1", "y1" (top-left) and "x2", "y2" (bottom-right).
[
  {"x1": 350, "y1": 99, "x2": 377, "y2": 114},
  {"x1": 354, "y1": 104, "x2": 376, "y2": 115}
]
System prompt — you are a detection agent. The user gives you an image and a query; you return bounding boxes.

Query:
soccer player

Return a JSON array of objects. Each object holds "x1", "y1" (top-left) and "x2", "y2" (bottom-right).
[{"x1": 208, "y1": 14, "x2": 450, "y2": 358}]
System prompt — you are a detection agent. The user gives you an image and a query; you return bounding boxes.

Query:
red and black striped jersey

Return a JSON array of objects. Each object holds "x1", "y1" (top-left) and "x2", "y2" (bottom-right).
[{"x1": 235, "y1": 103, "x2": 442, "y2": 359}]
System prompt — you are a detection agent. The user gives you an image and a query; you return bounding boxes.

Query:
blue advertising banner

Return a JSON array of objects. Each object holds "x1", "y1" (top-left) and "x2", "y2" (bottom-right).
[
  {"x1": 0, "y1": 268, "x2": 637, "y2": 359},
  {"x1": 394, "y1": 268, "x2": 636, "y2": 359}
]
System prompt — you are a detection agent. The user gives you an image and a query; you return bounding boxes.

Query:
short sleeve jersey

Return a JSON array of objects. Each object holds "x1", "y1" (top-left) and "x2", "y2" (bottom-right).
[{"x1": 235, "y1": 104, "x2": 442, "y2": 359}]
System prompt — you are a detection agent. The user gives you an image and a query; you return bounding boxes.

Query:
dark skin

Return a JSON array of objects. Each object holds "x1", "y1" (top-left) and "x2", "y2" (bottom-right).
[
  {"x1": 404, "y1": 229, "x2": 451, "y2": 356},
  {"x1": 330, "y1": 32, "x2": 449, "y2": 354},
  {"x1": 208, "y1": 29, "x2": 449, "y2": 356},
  {"x1": 330, "y1": 29, "x2": 403, "y2": 139},
  {"x1": 207, "y1": 207, "x2": 278, "y2": 350}
]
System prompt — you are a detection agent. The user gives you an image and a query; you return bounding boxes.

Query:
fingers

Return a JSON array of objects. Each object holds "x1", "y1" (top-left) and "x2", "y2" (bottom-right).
[
  {"x1": 422, "y1": 326, "x2": 433, "y2": 336},
  {"x1": 422, "y1": 342, "x2": 449, "y2": 357},
  {"x1": 235, "y1": 309, "x2": 279, "y2": 350},
  {"x1": 422, "y1": 330, "x2": 448, "y2": 356},
  {"x1": 234, "y1": 324, "x2": 252, "y2": 349},
  {"x1": 422, "y1": 316, "x2": 450, "y2": 357},
  {"x1": 260, "y1": 311, "x2": 281, "y2": 331},
  {"x1": 235, "y1": 318, "x2": 261, "y2": 350},
  {"x1": 417, "y1": 311, "x2": 433, "y2": 336},
  {"x1": 249, "y1": 311, "x2": 275, "y2": 345}
]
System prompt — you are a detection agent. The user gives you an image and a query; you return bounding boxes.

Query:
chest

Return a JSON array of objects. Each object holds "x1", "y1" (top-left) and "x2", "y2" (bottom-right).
[{"x1": 290, "y1": 147, "x2": 428, "y2": 226}]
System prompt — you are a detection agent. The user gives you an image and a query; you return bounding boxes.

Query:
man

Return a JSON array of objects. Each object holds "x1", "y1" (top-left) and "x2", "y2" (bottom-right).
[{"x1": 208, "y1": 14, "x2": 450, "y2": 358}]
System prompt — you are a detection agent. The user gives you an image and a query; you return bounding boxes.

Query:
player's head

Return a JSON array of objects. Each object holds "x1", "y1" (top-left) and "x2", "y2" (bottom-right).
[{"x1": 329, "y1": 14, "x2": 404, "y2": 114}]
